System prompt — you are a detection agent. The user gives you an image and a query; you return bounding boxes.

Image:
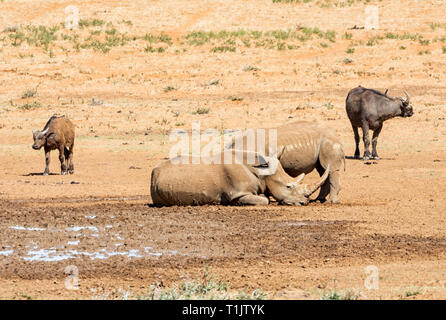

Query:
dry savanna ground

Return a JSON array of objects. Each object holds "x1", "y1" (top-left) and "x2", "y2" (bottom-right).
[{"x1": 0, "y1": 0, "x2": 445, "y2": 299}]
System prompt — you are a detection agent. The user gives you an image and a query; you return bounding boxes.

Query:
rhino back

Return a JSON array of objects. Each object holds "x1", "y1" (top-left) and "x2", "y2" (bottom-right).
[{"x1": 275, "y1": 126, "x2": 323, "y2": 175}]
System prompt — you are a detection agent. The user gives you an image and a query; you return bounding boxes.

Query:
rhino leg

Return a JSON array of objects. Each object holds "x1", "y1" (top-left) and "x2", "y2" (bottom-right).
[
  {"x1": 327, "y1": 170, "x2": 341, "y2": 203},
  {"x1": 371, "y1": 124, "x2": 382, "y2": 160},
  {"x1": 352, "y1": 125, "x2": 361, "y2": 159},
  {"x1": 235, "y1": 194, "x2": 269, "y2": 206}
]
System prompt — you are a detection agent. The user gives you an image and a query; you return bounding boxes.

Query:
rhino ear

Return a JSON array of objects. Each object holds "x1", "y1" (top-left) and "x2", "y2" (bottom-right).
[{"x1": 254, "y1": 154, "x2": 279, "y2": 176}]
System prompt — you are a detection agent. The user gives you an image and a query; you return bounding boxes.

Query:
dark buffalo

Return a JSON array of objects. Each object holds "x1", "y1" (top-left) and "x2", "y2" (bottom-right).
[
  {"x1": 346, "y1": 86, "x2": 413, "y2": 160},
  {"x1": 32, "y1": 115, "x2": 75, "y2": 175}
]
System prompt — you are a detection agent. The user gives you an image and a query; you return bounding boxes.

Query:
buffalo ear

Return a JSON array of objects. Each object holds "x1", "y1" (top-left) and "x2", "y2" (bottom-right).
[{"x1": 45, "y1": 132, "x2": 56, "y2": 141}]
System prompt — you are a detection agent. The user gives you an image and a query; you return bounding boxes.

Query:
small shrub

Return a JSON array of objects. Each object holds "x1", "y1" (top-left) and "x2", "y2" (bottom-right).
[
  {"x1": 164, "y1": 86, "x2": 176, "y2": 92},
  {"x1": 211, "y1": 46, "x2": 236, "y2": 53},
  {"x1": 343, "y1": 32, "x2": 353, "y2": 40},
  {"x1": 21, "y1": 89, "x2": 37, "y2": 99},
  {"x1": 192, "y1": 107, "x2": 210, "y2": 115},
  {"x1": 324, "y1": 102, "x2": 334, "y2": 109},
  {"x1": 229, "y1": 96, "x2": 243, "y2": 101},
  {"x1": 244, "y1": 65, "x2": 260, "y2": 72},
  {"x1": 321, "y1": 289, "x2": 358, "y2": 300},
  {"x1": 18, "y1": 101, "x2": 42, "y2": 110}
]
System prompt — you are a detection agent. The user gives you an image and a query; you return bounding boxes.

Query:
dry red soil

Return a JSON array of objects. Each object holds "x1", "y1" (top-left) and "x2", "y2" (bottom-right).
[{"x1": 0, "y1": 0, "x2": 445, "y2": 299}]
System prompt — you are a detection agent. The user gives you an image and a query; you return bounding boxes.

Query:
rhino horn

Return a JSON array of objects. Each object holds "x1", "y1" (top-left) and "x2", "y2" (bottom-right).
[
  {"x1": 403, "y1": 90, "x2": 410, "y2": 104},
  {"x1": 294, "y1": 172, "x2": 305, "y2": 184},
  {"x1": 305, "y1": 164, "x2": 330, "y2": 197}
]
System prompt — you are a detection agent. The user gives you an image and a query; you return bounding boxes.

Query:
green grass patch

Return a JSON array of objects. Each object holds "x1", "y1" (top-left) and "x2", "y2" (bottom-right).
[{"x1": 18, "y1": 101, "x2": 42, "y2": 110}]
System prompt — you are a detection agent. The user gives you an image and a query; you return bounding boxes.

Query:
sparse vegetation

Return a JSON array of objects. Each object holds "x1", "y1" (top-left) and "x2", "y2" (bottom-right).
[
  {"x1": 320, "y1": 289, "x2": 359, "y2": 300},
  {"x1": 18, "y1": 101, "x2": 42, "y2": 110},
  {"x1": 405, "y1": 287, "x2": 422, "y2": 297},
  {"x1": 192, "y1": 107, "x2": 210, "y2": 115},
  {"x1": 229, "y1": 96, "x2": 244, "y2": 101},
  {"x1": 21, "y1": 89, "x2": 37, "y2": 99},
  {"x1": 184, "y1": 27, "x2": 337, "y2": 52},
  {"x1": 244, "y1": 65, "x2": 260, "y2": 72},
  {"x1": 79, "y1": 19, "x2": 105, "y2": 28},
  {"x1": 324, "y1": 102, "x2": 334, "y2": 109},
  {"x1": 163, "y1": 86, "x2": 176, "y2": 92},
  {"x1": 343, "y1": 32, "x2": 353, "y2": 40},
  {"x1": 211, "y1": 46, "x2": 236, "y2": 53},
  {"x1": 429, "y1": 22, "x2": 446, "y2": 31},
  {"x1": 135, "y1": 268, "x2": 267, "y2": 300},
  {"x1": 418, "y1": 50, "x2": 431, "y2": 55},
  {"x1": 1, "y1": 18, "x2": 445, "y2": 58}
]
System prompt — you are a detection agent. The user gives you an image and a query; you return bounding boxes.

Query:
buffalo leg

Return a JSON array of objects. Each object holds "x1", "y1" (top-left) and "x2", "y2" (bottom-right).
[
  {"x1": 65, "y1": 145, "x2": 74, "y2": 174},
  {"x1": 235, "y1": 194, "x2": 269, "y2": 206},
  {"x1": 361, "y1": 122, "x2": 371, "y2": 160},
  {"x1": 352, "y1": 125, "x2": 361, "y2": 159},
  {"x1": 59, "y1": 146, "x2": 67, "y2": 175},
  {"x1": 371, "y1": 124, "x2": 383, "y2": 160},
  {"x1": 43, "y1": 146, "x2": 51, "y2": 176}
]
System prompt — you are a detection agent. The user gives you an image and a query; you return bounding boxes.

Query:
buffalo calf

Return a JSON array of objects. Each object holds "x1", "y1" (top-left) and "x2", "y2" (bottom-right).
[{"x1": 32, "y1": 115, "x2": 75, "y2": 175}]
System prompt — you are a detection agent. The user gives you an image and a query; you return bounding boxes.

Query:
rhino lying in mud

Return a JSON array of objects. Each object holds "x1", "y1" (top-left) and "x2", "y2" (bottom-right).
[
  {"x1": 32, "y1": 115, "x2": 75, "y2": 175},
  {"x1": 150, "y1": 151, "x2": 330, "y2": 206},
  {"x1": 346, "y1": 86, "x2": 414, "y2": 160},
  {"x1": 227, "y1": 121, "x2": 345, "y2": 204}
]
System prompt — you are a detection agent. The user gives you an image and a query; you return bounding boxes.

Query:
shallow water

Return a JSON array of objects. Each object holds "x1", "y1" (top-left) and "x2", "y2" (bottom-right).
[{"x1": 5, "y1": 223, "x2": 178, "y2": 262}]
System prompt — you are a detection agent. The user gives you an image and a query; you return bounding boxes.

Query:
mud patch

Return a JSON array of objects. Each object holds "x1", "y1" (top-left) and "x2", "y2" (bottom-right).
[{"x1": 0, "y1": 201, "x2": 445, "y2": 280}]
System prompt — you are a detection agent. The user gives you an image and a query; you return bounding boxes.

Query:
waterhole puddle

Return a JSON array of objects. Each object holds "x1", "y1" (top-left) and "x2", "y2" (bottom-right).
[
  {"x1": 7, "y1": 224, "x2": 180, "y2": 262},
  {"x1": 0, "y1": 249, "x2": 14, "y2": 256},
  {"x1": 9, "y1": 226, "x2": 46, "y2": 231},
  {"x1": 66, "y1": 226, "x2": 99, "y2": 232},
  {"x1": 20, "y1": 247, "x2": 176, "y2": 261}
]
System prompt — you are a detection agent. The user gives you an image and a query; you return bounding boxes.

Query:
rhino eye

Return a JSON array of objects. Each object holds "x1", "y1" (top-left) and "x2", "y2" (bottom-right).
[{"x1": 286, "y1": 184, "x2": 292, "y2": 189}]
